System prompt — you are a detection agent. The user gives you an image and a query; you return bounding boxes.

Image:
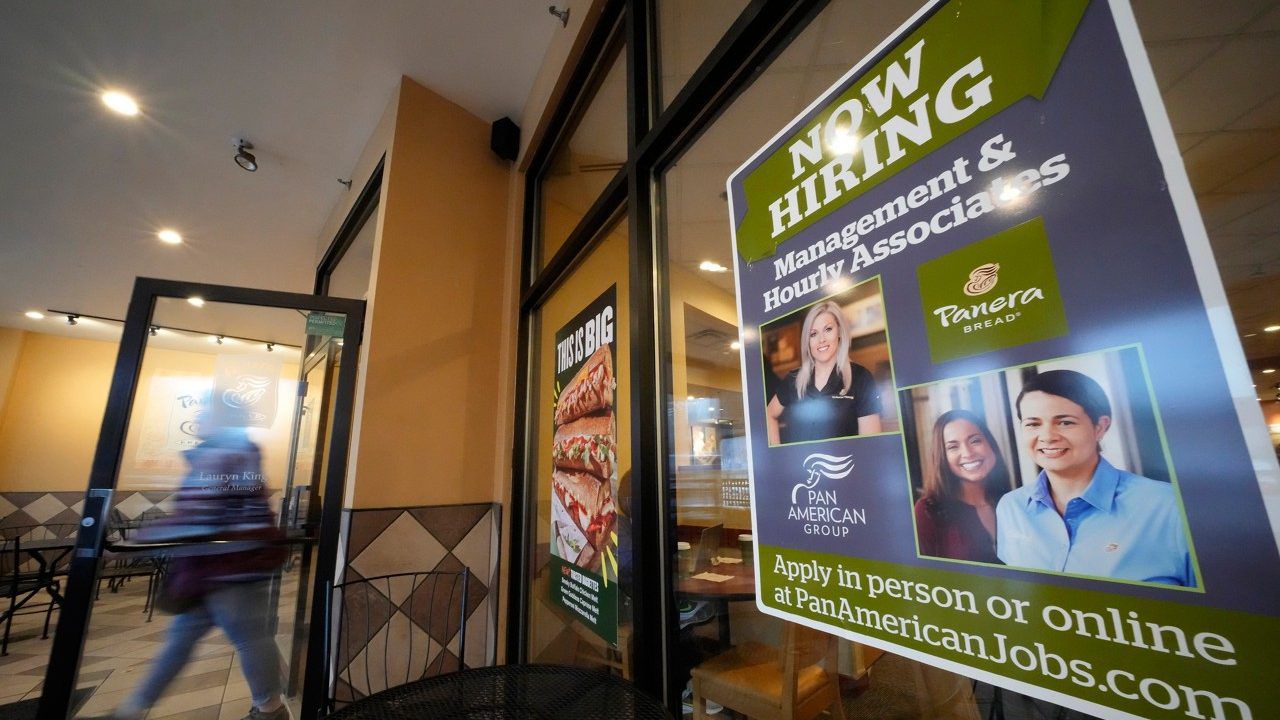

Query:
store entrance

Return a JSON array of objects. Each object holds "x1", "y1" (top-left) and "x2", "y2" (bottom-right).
[{"x1": 35, "y1": 278, "x2": 363, "y2": 719}]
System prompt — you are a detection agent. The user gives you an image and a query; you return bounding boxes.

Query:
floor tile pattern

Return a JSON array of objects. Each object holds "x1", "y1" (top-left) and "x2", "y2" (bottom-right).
[{"x1": 0, "y1": 570, "x2": 301, "y2": 719}]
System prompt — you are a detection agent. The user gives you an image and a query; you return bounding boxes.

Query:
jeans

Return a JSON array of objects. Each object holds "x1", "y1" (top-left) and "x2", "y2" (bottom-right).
[{"x1": 121, "y1": 580, "x2": 282, "y2": 714}]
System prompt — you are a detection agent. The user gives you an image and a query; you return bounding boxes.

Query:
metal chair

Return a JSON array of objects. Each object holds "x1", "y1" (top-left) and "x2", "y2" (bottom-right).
[
  {"x1": 96, "y1": 511, "x2": 166, "y2": 621},
  {"x1": 0, "y1": 524, "x2": 78, "y2": 655},
  {"x1": 326, "y1": 569, "x2": 470, "y2": 711}
]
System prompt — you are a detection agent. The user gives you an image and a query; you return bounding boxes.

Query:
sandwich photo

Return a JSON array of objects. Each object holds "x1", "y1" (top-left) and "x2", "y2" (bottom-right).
[
  {"x1": 554, "y1": 345, "x2": 615, "y2": 426},
  {"x1": 552, "y1": 415, "x2": 616, "y2": 480},
  {"x1": 552, "y1": 468, "x2": 617, "y2": 555}
]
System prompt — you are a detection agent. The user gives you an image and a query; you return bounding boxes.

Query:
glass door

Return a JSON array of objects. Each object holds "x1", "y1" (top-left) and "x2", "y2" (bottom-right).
[{"x1": 37, "y1": 278, "x2": 363, "y2": 720}]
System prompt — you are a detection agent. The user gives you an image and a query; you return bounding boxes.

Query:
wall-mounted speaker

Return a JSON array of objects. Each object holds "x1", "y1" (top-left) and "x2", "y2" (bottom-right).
[{"x1": 490, "y1": 117, "x2": 520, "y2": 162}]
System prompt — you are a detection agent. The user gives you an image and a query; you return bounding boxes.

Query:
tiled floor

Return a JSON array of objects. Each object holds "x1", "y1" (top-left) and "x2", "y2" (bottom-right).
[{"x1": 0, "y1": 572, "x2": 302, "y2": 719}]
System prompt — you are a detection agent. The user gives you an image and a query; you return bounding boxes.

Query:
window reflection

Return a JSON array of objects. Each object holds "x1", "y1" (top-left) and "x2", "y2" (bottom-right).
[
  {"x1": 539, "y1": 45, "x2": 628, "y2": 272},
  {"x1": 655, "y1": 0, "x2": 1274, "y2": 712}
]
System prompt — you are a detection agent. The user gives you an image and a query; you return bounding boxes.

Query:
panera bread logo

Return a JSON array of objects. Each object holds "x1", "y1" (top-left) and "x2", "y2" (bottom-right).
[
  {"x1": 932, "y1": 285, "x2": 1046, "y2": 328},
  {"x1": 917, "y1": 219, "x2": 1068, "y2": 363},
  {"x1": 963, "y1": 263, "x2": 1000, "y2": 296}
]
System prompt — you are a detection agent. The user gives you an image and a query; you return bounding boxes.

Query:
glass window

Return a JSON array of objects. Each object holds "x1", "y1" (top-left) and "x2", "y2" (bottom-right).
[
  {"x1": 1131, "y1": 2, "x2": 1280, "y2": 451},
  {"x1": 524, "y1": 215, "x2": 634, "y2": 675},
  {"x1": 539, "y1": 46, "x2": 628, "y2": 272},
  {"x1": 656, "y1": 0, "x2": 749, "y2": 110},
  {"x1": 659, "y1": 1, "x2": 1112, "y2": 717},
  {"x1": 657, "y1": 0, "x2": 1280, "y2": 715},
  {"x1": 326, "y1": 199, "x2": 377, "y2": 300}
]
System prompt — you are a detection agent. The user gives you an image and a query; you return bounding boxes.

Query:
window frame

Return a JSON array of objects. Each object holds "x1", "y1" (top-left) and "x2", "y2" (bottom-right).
[{"x1": 507, "y1": 0, "x2": 831, "y2": 710}]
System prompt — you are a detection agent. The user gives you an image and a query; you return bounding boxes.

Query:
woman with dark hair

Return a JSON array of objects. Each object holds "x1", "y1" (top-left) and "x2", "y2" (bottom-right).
[
  {"x1": 914, "y1": 409, "x2": 1008, "y2": 563},
  {"x1": 765, "y1": 300, "x2": 881, "y2": 444},
  {"x1": 996, "y1": 369, "x2": 1196, "y2": 586}
]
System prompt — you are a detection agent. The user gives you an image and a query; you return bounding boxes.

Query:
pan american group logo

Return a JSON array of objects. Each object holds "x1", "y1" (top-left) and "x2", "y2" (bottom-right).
[
  {"x1": 788, "y1": 453, "x2": 866, "y2": 537},
  {"x1": 918, "y1": 218, "x2": 1068, "y2": 363}
]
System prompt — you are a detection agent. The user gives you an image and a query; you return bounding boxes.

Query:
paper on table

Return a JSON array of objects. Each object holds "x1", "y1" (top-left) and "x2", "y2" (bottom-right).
[
  {"x1": 715, "y1": 556, "x2": 743, "y2": 564},
  {"x1": 691, "y1": 572, "x2": 734, "y2": 582}
]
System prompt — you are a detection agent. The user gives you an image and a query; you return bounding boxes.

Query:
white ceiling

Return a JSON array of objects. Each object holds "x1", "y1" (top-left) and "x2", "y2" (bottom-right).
[{"x1": 0, "y1": 1, "x2": 557, "y2": 340}]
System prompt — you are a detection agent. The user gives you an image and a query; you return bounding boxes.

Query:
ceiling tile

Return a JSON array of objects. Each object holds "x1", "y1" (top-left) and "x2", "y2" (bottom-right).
[
  {"x1": 1216, "y1": 194, "x2": 1280, "y2": 234},
  {"x1": 1216, "y1": 150, "x2": 1280, "y2": 192},
  {"x1": 1227, "y1": 91, "x2": 1280, "y2": 130},
  {"x1": 1144, "y1": 38, "x2": 1222, "y2": 91},
  {"x1": 1177, "y1": 132, "x2": 1213, "y2": 152},
  {"x1": 1162, "y1": 35, "x2": 1280, "y2": 134},
  {"x1": 1131, "y1": 0, "x2": 1272, "y2": 41},
  {"x1": 1192, "y1": 192, "x2": 1272, "y2": 230},
  {"x1": 1245, "y1": 4, "x2": 1280, "y2": 31},
  {"x1": 1181, "y1": 129, "x2": 1280, "y2": 193}
]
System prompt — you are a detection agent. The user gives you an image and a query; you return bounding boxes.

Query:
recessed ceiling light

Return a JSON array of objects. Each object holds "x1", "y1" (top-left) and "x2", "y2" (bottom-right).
[
  {"x1": 699, "y1": 260, "x2": 728, "y2": 273},
  {"x1": 730, "y1": 341, "x2": 742, "y2": 350},
  {"x1": 24, "y1": 311, "x2": 44, "y2": 320},
  {"x1": 1265, "y1": 325, "x2": 1280, "y2": 333},
  {"x1": 157, "y1": 229, "x2": 182, "y2": 245},
  {"x1": 101, "y1": 90, "x2": 139, "y2": 116},
  {"x1": 1263, "y1": 369, "x2": 1276, "y2": 374},
  {"x1": 187, "y1": 296, "x2": 205, "y2": 307}
]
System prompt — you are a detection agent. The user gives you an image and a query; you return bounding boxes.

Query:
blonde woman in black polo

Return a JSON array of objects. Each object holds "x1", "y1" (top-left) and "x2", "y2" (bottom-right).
[{"x1": 765, "y1": 300, "x2": 881, "y2": 444}]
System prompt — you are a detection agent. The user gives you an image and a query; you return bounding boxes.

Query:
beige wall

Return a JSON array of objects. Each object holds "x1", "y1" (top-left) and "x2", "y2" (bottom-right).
[
  {"x1": 342, "y1": 77, "x2": 514, "y2": 509},
  {"x1": 0, "y1": 332, "x2": 114, "y2": 492},
  {"x1": 0, "y1": 327, "x2": 26, "y2": 421},
  {"x1": 0, "y1": 331, "x2": 298, "y2": 494}
]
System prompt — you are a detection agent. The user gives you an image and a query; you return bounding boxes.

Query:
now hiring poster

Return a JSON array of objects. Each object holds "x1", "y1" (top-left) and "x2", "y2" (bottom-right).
[{"x1": 726, "y1": 1, "x2": 1280, "y2": 718}]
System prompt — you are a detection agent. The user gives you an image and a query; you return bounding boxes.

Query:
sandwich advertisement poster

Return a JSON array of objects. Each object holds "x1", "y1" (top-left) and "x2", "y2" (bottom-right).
[
  {"x1": 549, "y1": 286, "x2": 620, "y2": 646},
  {"x1": 727, "y1": 1, "x2": 1280, "y2": 718}
]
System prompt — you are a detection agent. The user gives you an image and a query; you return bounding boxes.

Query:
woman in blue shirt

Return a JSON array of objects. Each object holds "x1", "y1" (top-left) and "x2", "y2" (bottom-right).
[{"x1": 995, "y1": 370, "x2": 1195, "y2": 586}]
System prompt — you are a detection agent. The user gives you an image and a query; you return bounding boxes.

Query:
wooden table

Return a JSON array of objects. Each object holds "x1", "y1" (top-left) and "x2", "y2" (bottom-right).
[{"x1": 675, "y1": 560, "x2": 756, "y2": 646}]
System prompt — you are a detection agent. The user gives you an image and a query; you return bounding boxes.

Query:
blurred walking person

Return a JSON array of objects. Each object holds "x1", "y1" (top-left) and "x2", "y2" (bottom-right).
[{"x1": 99, "y1": 402, "x2": 289, "y2": 720}]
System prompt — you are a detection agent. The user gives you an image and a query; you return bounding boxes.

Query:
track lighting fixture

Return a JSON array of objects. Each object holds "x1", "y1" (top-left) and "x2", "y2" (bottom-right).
[
  {"x1": 216, "y1": 335, "x2": 224, "y2": 345},
  {"x1": 149, "y1": 325, "x2": 158, "y2": 336},
  {"x1": 66, "y1": 314, "x2": 78, "y2": 326},
  {"x1": 233, "y1": 139, "x2": 257, "y2": 172},
  {"x1": 266, "y1": 342, "x2": 274, "y2": 352}
]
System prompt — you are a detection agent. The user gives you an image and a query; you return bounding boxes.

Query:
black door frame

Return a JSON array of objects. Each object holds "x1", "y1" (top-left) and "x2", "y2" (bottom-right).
[
  {"x1": 506, "y1": 0, "x2": 829, "y2": 712},
  {"x1": 39, "y1": 277, "x2": 365, "y2": 720}
]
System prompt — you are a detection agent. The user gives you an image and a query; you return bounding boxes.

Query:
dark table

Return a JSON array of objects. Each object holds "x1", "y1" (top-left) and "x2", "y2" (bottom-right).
[
  {"x1": 676, "y1": 561, "x2": 756, "y2": 646},
  {"x1": 17, "y1": 536, "x2": 75, "y2": 606},
  {"x1": 327, "y1": 664, "x2": 672, "y2": 720}
]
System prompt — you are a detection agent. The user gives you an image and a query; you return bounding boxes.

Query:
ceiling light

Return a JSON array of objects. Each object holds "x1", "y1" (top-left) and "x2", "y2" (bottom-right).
[
  {"x1": 24, "y1": 311, "x2": 44, "y2": 320},
  {"x1": 1265, "y1": 325, "x2": 1280, "y2": 333},
  {"x1": 149, "y1": 325, "x2": 158, "y2": 336},
  {"x1": 157, "y1": 229, "x2": 182, "y2": 245},
  {"x1": 187, "y1": 296, "x2": 205, "y2": 307},
  {"x1": 1264, "y1": 369, "x2": 1276, "y2": 374},
  {"x1": 101, "y1": 90, "x2": 139, "y2": 116},
  {"x1": 1243, "y1": 333, "x2": 1258, "y2": 338},
  {"x1": 687, "y1": 395, "x2": 695, "y2": 401},
  {"x1": 699, "y1": 260, "x2": 728, "y2": 273},
  {"x1": 266, "y1": 343, "x2": 274, "y2": 352},
  {"x1": 66, "y1": 314, "x2": 79, "y2": 326},
  {"x1": 233, "y1": 140, "x2": 257, "y2": 172},
  {"x1": 730, "y1": 341, "x2": 742, "y2": 350}
]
